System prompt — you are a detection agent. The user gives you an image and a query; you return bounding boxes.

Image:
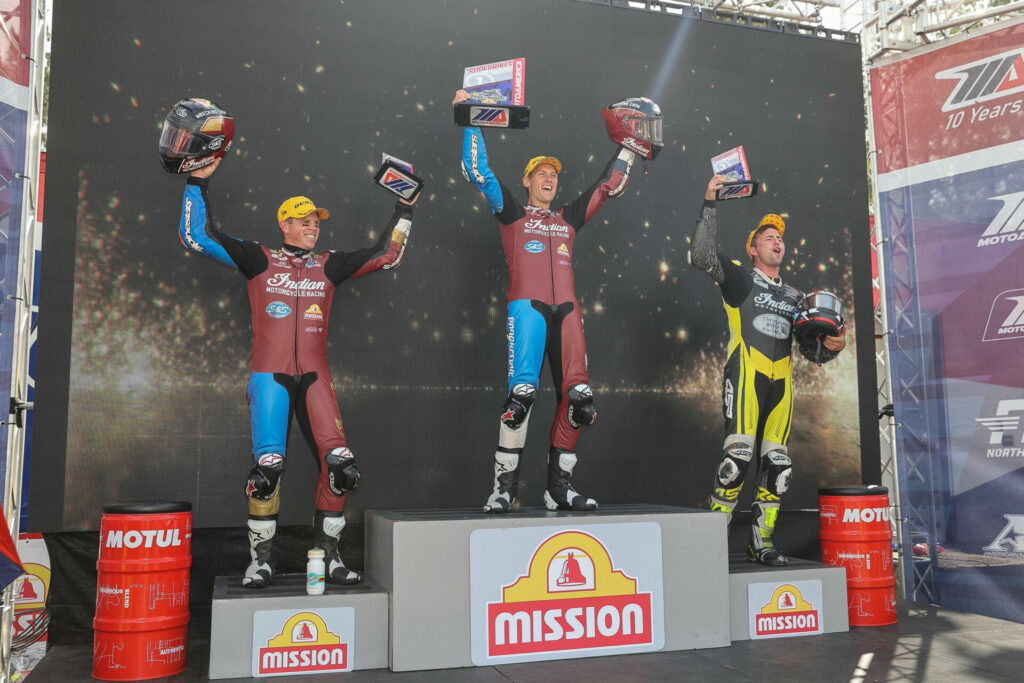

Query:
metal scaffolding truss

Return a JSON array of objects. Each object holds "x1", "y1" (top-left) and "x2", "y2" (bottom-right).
[
  {"x1": 0, "y1": 0, "x2": 46, "y2": 678},
  {"x1": 610, "y1": 0, "x2": 851, "y2": 26},
  {"x1": 863, "y1": 0, "x2": 1024, "y2": 61},
  {"x1": 581, "y1": 0, "x2": 1024, "y2": 47},
  {"x1": 576, "y1": 0, "x2": 863, "y2": 36}
]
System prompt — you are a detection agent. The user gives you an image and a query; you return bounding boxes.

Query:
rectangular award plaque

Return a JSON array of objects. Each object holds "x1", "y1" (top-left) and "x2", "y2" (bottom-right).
[
  {"x1": 454, "y1": 58, "x2": 530, "y2": 129},
  {"x1": 711, "y1": 146, "x2": 759, "y2": 200},
  {"x1": 373, "y1": 153, "x2": 423, "y2": 202}
]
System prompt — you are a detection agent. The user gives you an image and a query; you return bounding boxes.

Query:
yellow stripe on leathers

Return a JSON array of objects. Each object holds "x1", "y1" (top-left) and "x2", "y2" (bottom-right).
[{"x1": 725, "y1": 303, "x2": 793, "y2": 442}]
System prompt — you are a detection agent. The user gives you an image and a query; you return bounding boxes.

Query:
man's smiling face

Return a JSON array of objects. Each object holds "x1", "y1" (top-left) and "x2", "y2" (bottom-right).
[
  {"x1": 523, "y1": 163, "x2": 560, "y2": 208},
  {"x1": 280, "y1": 214, "x2": 320, "y2": 250}
]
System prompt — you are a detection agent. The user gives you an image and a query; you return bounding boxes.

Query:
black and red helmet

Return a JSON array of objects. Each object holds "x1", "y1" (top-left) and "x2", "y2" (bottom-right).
[
  {"x1": 793, "y1": 290, "x2": 846, "y2": 364},
  {"x1": 158, "y1": 98, "x2": 235, "y2": 174},
  {"x1": 602, "y1": 97, "x2": 663, "y2": 160}
]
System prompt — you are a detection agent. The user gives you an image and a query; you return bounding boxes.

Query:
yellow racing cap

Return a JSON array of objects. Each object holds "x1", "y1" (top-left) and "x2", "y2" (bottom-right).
[
  {"x1": 278, "y1": 196, "x2": 330, "y2": 222},
  {"x1": 746, "y1": 213, "x2": 786, "y2": 260},
  {"x1": 523, "y1": 155, "x2": 562, "y2": 177}
]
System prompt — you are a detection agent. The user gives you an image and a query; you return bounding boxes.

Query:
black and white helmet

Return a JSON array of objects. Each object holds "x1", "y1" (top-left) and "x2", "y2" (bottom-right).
[{"x1": 793, "y1": 290, "x2": 846, "y2": 364}]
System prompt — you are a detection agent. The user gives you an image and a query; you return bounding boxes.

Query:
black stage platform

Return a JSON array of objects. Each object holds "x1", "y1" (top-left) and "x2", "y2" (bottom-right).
[{"x1": 26, "y1": 599, "x2": 1024, "y2": 682}]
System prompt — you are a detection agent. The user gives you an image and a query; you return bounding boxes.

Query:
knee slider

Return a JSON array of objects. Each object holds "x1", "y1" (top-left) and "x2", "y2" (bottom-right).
[
  {"x1": 246, "y1": 453, "x2": 284, "y2": 501},
  {"x1": 716, "y1": 440, "x2": 754, "y2": 490},
  {"x1": 761, "y1": 450, "x2": 793, "y2": 496},
  {"x1": 326, "y1": 447, "x2": 360, "y2": 497},
  {"x1": 567, "y1": 384, "x2": 596, "y2": 428},
  {"x1": 500, "y1": 383, "x2": 536, "y2": 429}
]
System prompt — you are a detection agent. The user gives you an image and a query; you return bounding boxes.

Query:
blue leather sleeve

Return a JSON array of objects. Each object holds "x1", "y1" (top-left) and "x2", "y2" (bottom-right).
[
  {"x1": 179, "y1": 182, "x2": 238, "y2": 268},
  {"x1": 461, "y1": 126, "x2": 504, "y2": 213}
]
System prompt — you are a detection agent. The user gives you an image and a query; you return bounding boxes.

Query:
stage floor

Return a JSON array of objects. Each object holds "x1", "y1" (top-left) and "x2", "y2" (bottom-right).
[{"x1": 28, "y1": 598, "x2": 1024, "y2": 682}]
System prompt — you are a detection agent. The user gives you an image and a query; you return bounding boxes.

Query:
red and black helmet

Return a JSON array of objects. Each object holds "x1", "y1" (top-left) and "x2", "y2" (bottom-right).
[
  {"x1": 158, "y1": 98, "x2": 235, "y2": 174},
  {"x1": 793, "y1": 290, "x2": 846, "y2": 364},
  {"x1": 602, "y1": 97, "x2": 663, "y2": 160}
]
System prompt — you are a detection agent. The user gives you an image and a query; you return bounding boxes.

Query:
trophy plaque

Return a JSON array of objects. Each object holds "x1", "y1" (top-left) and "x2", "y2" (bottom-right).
[
  {"x1": 454, "y1": 58, "x2": 530, "y2": 129},
  {"x1": 711, "y1": 146, "x2": 760, "y2": 200},
  {"x1": 373, "y1": 153, "x2": 424, "y2": 202}
]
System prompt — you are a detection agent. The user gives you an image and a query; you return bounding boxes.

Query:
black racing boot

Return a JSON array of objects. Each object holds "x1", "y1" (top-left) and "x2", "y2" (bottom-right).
[
  {"x1": 483, "y1": 450, "x2": 521, "y2": 513},
  {"x1": 314, "y1": 511, "x2": 361, "y2": 585},
  {"x1": 747, "y1": 543, "x2": 789, "y2": 566},
  {"x1": 543, "y1": 449, "x2": 597, "y2": 511},
  {"x1": 242, "y1": 516, "x2": 276, "y2": 588}
]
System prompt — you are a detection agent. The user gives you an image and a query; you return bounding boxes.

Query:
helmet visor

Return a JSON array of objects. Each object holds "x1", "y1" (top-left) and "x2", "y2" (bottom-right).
[
  {"x1": 802, "y1": 291, "x2": 843, "y2": 316},
  {"x1": 159, "y1": 121, "x2": 210, "y2": 158},
  {"x1": 632, "y1": 116, "x2": 663, "y2": 146}
]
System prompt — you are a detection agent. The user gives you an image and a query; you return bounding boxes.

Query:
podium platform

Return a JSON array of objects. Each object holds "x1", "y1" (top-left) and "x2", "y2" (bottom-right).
[
  {"x1": 208, "y1": 573, "x2": 389, "y2": 679},
  {"x1": 207, "y1": 506, "x2": 853, "y2": 676},
  {"x1": 728, "y1": 555, "x2": 849, "y2": 641},
  {"x1": 365, "y1": 504, "x2": 730, "y2": 671}
]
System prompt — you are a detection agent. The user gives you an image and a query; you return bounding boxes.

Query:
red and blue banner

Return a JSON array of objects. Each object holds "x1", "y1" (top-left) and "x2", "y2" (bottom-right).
[{"x1": 871, "y1": 17, "x2": 1024, "y2": 621}]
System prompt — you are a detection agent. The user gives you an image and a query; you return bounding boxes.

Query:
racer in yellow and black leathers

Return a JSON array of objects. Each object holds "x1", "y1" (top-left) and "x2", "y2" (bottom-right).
[{"x1": 689, "y1": 175, "x2": 845, "y2": 566}]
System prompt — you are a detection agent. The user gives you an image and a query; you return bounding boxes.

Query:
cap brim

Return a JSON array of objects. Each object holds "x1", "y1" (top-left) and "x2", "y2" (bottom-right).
[{"x1": 296, "y1": 208, "x2": 330, "y2": 220}]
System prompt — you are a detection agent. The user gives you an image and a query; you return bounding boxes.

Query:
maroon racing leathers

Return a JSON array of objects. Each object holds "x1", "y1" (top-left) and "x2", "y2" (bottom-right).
[
  {"x1": 461, "y1": 126, "x2": 635, "y2": 453},
  {"x1": 179, "y1": 175, "x2": 411, "y2": 512}
]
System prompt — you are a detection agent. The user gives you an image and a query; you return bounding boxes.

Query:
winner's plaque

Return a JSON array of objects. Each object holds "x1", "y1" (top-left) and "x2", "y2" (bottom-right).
[
  {"x1": 373, "y1": 153, "x2": 424, "y2": 202},
  {"x1": 711, "y1": 146, "x2": 760, "y2": 200},
  {"x1": 454, "y1": 58, "x2": 530, "y2": 129}
]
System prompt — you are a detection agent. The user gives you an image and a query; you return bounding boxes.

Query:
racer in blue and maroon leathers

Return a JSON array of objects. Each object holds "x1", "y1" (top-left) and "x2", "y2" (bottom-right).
[
  {"x1": 454, "y1": 89, "x2": 639, "y2": 514},
  {"x1": 178, "y1": 159, "x2": 413, "y2": 587}
]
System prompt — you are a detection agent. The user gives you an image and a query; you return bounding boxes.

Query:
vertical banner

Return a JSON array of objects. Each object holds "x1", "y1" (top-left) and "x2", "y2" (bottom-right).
[
  {"x1": 0, "y1": 0, "x2": 31, "y2": 506},
  {"x1": 871, "y1": 18, "x2": 1024, "y2": 621}
]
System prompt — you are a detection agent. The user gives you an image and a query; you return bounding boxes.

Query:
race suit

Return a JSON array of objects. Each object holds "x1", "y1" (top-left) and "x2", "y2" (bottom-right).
[
  {"x1": 178, "y1": 175, "x2": 411, "y2": 513},
  {"x1": 461, "y1": 126, "x2": 634, "y2": 453},
  {"x1": 689, "y1": 198, "x2": 802, "y2": 554}
]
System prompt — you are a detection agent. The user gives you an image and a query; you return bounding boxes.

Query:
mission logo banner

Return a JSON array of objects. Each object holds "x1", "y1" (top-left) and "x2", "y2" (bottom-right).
[
  {"x1": 747, "y1": 580, "x2": 824, "y2": 639},
  {"x1": 469, "y1": 523, "x2": 664, "y2": 665},
  {"x1": 252, "y1": 608, "x2": 355, "y2": 677}
]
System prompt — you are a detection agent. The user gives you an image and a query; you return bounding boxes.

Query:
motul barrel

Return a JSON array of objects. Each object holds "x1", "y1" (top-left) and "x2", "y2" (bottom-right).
[
  {"x1": 818, "y1": 487, "x2": 897, "y2": 626},
  {"x1": 93, "y1": 502, "x2": 192, "y2": 680}
]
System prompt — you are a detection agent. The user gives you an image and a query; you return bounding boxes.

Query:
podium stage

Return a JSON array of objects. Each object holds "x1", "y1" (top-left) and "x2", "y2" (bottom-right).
[{"x1": 208, "y1": 504, "x2": 848, "y2": 676}]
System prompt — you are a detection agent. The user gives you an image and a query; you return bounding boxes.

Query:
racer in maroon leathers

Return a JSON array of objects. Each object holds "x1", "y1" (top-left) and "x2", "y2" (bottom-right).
[
  {"x1": 179, "y1": 159, "x2": 415, "y2": 587},
  {"x1": 453, "y1": 89, "x2": 640, "y2": 514}
]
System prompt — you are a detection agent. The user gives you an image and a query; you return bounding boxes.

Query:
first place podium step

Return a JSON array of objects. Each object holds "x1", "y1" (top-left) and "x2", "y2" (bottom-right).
[{"x1": 365, "y1": 504, "x2": 730, "y2": 672}]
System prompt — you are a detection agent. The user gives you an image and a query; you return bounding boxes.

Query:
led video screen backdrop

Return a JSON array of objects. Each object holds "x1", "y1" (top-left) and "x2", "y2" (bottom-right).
[{"x1": 33, "y1": 0, "x2": 873, "y2": 530}]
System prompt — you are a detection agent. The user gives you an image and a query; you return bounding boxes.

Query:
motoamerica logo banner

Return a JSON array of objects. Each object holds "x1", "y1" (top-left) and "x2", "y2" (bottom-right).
[
  {"x1": 469, "y1": 523, "x2": 664, "y2": 665},
  {"x1": 870, "y1": 18, "x2": 1024, "y2": 175}
]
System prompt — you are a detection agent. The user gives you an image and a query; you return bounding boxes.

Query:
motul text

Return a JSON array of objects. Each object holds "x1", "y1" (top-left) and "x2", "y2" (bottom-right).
[
  {"x1": 104, "y1": 528, "x2": 182, "y2": 549},
  {"x1": 842, "y1": 507, "x2": 890, "y2": 523}
]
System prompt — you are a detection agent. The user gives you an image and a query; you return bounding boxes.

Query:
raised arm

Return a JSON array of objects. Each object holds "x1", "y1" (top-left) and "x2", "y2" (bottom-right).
[
  {"x1": 688, "y1": 175, "x2": 729, "y2": 285},
  {"x1": 179, "y1": 160, "x2": 266, "y2": 277},
  {"x1": 325, "y1": 202, "x2": 414, "y2": 284},
  {"x1": 460, "y1": 125, "x2": 505, "y2": 213},
  {"x1": 561, "y1": 147, "x2": 638, "y2": 231}
]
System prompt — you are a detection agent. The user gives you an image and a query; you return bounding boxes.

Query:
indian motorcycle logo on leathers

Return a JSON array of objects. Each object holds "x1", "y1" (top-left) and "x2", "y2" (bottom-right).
[
  {"x1": 523, "y1": 218, "x2": 571, "y2": 238},
  {"x1": 753, "y1": 292, "x2": 797, "y2": 316},
  {"x1": 265, "y1": 273, "x2": 327, "y2": 297}
]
